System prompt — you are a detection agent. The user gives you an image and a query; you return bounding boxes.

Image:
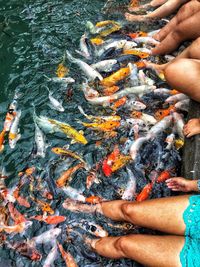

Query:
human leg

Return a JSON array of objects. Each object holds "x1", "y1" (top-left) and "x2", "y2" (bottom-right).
[
  {"x1": 152, "y1": 11, "x2": 200, "y2": 55},
  {"x1": 154, "y1": 0, "x2": 200, "y2": 42},
  {"x1": 91, "y1": 234, "x2": 184, "y2": 267},
  {"x1": 125, "y1": 0, "x2": 188, "y2": 22},
  {"x1": 100, "y1": 195, "x2": 190, "y2": 235},
  {"x1": 164, "y1": 58, "x2": 200, "y2": 102},
  {"x1": 128, "y1": 0, "x2": 167, "y2": 12}
]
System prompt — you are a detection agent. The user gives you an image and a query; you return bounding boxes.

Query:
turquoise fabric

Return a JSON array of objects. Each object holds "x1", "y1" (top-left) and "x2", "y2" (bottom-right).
[{"x1": 180, "y1": 195, "x2": 200, "y2": 267}]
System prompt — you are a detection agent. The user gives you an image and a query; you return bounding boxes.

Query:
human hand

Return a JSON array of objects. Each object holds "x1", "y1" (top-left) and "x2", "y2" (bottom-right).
[{"x1": 166, "y1": 177, "x2": 197, "y2": 192}]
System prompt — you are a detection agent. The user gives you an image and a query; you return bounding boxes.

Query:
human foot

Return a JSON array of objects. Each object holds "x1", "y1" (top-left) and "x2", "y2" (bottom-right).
[
  {"x1": 183, "y1": 118, "x2": 200, "y2": 138},
  {"x1": 144, "y1": 60, "x2": 167, "y2": 73},
  {"x1": 125, "y1": 12, "x2": 147, "y2": 22}
]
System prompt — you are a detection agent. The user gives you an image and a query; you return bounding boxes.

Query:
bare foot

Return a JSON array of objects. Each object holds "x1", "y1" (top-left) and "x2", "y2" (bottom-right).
[
  {"x1": 183, "y1": 118, "x2": 200, "y2": 138},
  {"x1": 125, "y1": 12, "x2": 147, "y2": 22}
]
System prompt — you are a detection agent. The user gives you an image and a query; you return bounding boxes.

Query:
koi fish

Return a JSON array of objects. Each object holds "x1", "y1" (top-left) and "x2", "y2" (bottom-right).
[
  {"x1": 129, "y1": 0, "x2": 139, "y2": 7},
  {"x1": 85, "y1": 195, "x2": 103, "y2": 204},
  {"x1": 100, "y1": 66, "x2": 131, "y2": 87},
  {"x1": 95, "y1": 20, "x2": 120, "y2": 27},
  {"x1": 34, "y1": 121, "x2": 47, "y2": 158},
  {"x1": 30, "y1": 215, "x2": 66, "y2": 224},
  {"x1": 52, "y1": 147, "x2": 86, "y2": 164},
  {"x1": 125, "y1": 99, "x2": 146, "y2": 111},
  {"x1": 13, "y1": 188, "x2": 30, "y2": 208},
  {"x1": 43, "y1": 243, "x2": 58, "y2": 267},
  {"x1": 90, "y1": 37, "x2": 104, "y2": 45},
  {"x1": 122, "y1": 168, "x2": 137, "y2": 200},
  {"x1": 62, "y1": 186, "x2": 86, "y2": 202},
  {"x1": 34, "y1": 113, "x2": 88, "y2": 145},
  {"x1": 31, "y1": 228, "x2": 61, "y2": 245},
  {"x1": 70, "y1": 219, "x2": 108, "y2": 237},
  {"x1": 0, "y1": 221, "x2": 32, "y2": 234},
  {"x1": 128, "y1": 31, "x2": 147, "y2": 39},
  {"x1": 86, "y1": 164, "x2": 100, "y2": 189},
  {"x1": 174, "y1": 138, "x2": 184, "y2": 150},
  {"x1": 98, "y1": 24, "x2": 121, "y2": 37},
  {"x1": 78, "y1": 106, "x2": 121, "y2": 123},
  {"x1": 131, "y1": 111, "x2": 157, "y2": 125},
  {"x1": 84, "y1": 85, "x2": 155, "y2": 105},
  {"x1": 44, "y1": 75, "x2": 75, "y2": 84},
  {"x1": 6, "y1": 241, "x2": 42, "y2": 261},
  {"x1": 111, "y1": 154, "x2": 132, "y2": 172},
  {"x1": 156, "y1": 170, "x2": 171, "y2": 183},
  {"x1": 8, "y1": 109, "x2": 21, "y2": 149},
  {"x1": 32, "y1": 197, "x2": 54, "y2": 215},
  {"x1": 111, "y1": 97, "x2": 127, "y2": 110},
  {"x1": 123, "y1": 49, "x2": 150, "y2": 59},
  {"x1": 58, "y1": 243, "x2": 78, "y2": 267},
  {"x1": 172, "y1": 112, "x2": 184, "y2": 139},
  {"x1": 91, "y1": 59, "x2": 118, "y2": 72},
  {"x1": 165, "y1": 133, "x2": 176, "y2": 150},
  {"x1": 78, "y1": 33, "x2": 92, "y2": 60},
  {"x1": 45, "y1": 86, "x2": 64, "y2": 112},
  {"x1": 134, "y1": 37, "x2": 159, "y2": 46},
  {"x1": 175, "y1": 99, "x2": 190, "y2": 112},
  {"x1": 136, "y1": 182, "x2": 153, "y2": 201},
  {"x1": 79, "y1": 120, "x2": 120, "y2": 132},
  {"x1": 66, "y1": 50, "x2": 103, "y2": 81},
  {"x1": 138, "y1": 70, "x2": 155, "y2": 86},
  {"x1": 102, "y1": 145, "x2": 120, "y2": 176},
  {"x1": 0, "y1": 130, "x2": 6, "y2": 153},
  {"x1": 3, "y1": 100, "x2": 17, "y2": 132},
  {"x1": 154, "y1": 105, "x2": 175, "y2": 121},
  {"x1": 56, "y1": 63, "x2": 68, "y2": 78},
  {"x1": 103, "y1": 85, "x2": 120, "y2": 96},
  {"x1": 165, "y1": 93, "x2": 189, "y2": 104},
  {"x1": 56, "y1": 163, "x2": 85, "y2": 187},
  {"x1": 8, "y1": 203, "x2": 27, "y2": 224}
]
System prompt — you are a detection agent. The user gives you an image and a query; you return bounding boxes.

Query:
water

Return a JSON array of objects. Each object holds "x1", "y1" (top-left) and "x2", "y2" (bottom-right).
[{"x1": 0, "y1": 1, "x2": 182, "y2": 266}]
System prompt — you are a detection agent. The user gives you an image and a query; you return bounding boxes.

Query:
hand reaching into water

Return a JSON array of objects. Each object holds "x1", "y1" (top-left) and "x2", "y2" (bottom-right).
[{"x1": 166, "y1": 177, "x2": 198, "y2": 192}]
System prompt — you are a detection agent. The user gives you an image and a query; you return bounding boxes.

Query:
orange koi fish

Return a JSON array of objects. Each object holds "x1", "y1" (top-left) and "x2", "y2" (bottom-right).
[
  {"x1": 102, "y1": 145, "x2": 120, "y2": 176},
  {"x1": 31, "y1": 215, "x2": 66, "y2": 224},
  {"x1": 103, "y1": 85, "x2": 120, "y2": 96},
  {"x1": 3, "y1": 112, "x2": 16, "y2": 132},
  {"x1": 58, "y1": 243, "x2": 78, "y2": 267},
  {"x1": 85, "y1": 196, "x2": 102, "y2": 204},
  {"x1": 8, "y1": 203, "x2": 27, "y2": 224},
  {"x1": 13, "y1": 188, "x2": 30, "y2": 208},
  {"x1": 129, "y1": 0, "x2": 139, "y2": 7},
  {"x1": 136, "y1": 182, "x2": 153, "y2": 202},
  {"x1": 0, "y1": 130, "x2": 6, "y2": 153},
  {"x1": 156, "y1": 170, "x2": 171, "y2": 183},
  {"x1": 155, "y1": 105, "x2": 175, "y2": 121},
  {"x1": 32, "y1": 198, "x2": 54, "y2": 215},
  {"x1": 123, "y1": 49, "x2": 150, "y2": 59},
  {"x1": 170, "y1": 89, "x2": 180, "y2": 95},
  {"x1": 128, "y1": 31, "x2": 148, "y2": 39},
  {"x1": 100, "y1": 66, "x2": 131, "y2": 87},
  {"x1": 111, "y1": 97, "x2": 127, "y2": 110},
  {"x1": 56, "y1": 163, "x2": 85, "y2": 188},
  {"x1": 135, "y1": 61, "x2": 146, "y2": 69},
  {"x1": 56, "y1": 63, "x2": 69, "y2": 78},
  {"x1": 0, "y1": 206, "x2": 9, "y2": 225}
]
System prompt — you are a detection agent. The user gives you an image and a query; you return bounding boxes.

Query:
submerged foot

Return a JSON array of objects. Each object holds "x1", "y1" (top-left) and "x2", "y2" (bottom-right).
[
  {"x1": 125, "y1": 12, "x2": 147, "y2": 22},
  {"x1": 183, "y1": 118, "x2": 200, "y2": 138},
  {"x1": 144, "y1": 60, "x2": 167, "y2": 73}
]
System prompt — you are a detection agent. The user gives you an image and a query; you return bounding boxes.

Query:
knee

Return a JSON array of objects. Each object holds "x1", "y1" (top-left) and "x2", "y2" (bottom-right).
[
  {"x1": 121, "y1": 203, "x2": 137, "y2": 221},
  {"x1": 114, "y1": 236, "x2": 130, "y2": 257},
  {"x1": 164, "y1": 59, "x2": 187, "y2": 82}
]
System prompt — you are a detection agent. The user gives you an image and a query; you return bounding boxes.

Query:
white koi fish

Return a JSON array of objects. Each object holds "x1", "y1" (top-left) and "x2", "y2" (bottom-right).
[
  {"x1": 31, "y1": 228, "x2": 61, "y2": 245},
  {"x1": 134, "y1": 37, "x2": 159, "y2": 46},
  {"x1": 172, "y1": 112, "x2": 184, "y2": 139},
  {"x1": 44, "y1": 75, "x2": 75, "y2": 84},
  {"x1": 165, "y1": 93, "x2": 189, "y2": 104},
  {"x1": 43, "y1": 243, "x2": 58, "y2": 267},
  {"x1": 175, "y1": 99, "x2": 190, "y2": 112},
  {"x1": 45, "y1": 86, "x2": 64, "y2": 112},
  {"x1": 66, "y1": 50, "x2": 103, "y2": 81},
  {"x1": 91, "y1": 59, "x2": 117, "y2": 72},
  {"x1": 62, "y1": 186, "x2": 86, "y2": 202},
  {"x1": 9, "y1": 110, "x2": 21, "y2": 149},
  {"x1": 122, "y1": 168, "x2": 137, "y2": 201},
  {"x1": 34, "y1": 122, "x2": 47, "y2": 158}
]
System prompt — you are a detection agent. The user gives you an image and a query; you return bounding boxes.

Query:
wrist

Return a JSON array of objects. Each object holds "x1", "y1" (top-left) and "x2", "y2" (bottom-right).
[{"x1": 188, "y1": 180, "x2": 199, "y2": 192}]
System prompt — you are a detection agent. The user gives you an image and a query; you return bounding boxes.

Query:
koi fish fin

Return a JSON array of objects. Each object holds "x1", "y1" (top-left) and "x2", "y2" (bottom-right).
[{"x1": 70, "y1": 139, "x2": 77, "y2": 144}]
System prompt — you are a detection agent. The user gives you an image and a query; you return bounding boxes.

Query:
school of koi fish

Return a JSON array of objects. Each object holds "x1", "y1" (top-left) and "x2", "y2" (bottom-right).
[{"x1": 0, "y1": 8, "x2": 188, "y2": 267}]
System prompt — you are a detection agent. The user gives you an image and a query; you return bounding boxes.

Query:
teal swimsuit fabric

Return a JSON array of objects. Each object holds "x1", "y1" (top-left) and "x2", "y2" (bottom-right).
[{"x1": 180, "y1": 195, "x2": 200, "y2": 267}]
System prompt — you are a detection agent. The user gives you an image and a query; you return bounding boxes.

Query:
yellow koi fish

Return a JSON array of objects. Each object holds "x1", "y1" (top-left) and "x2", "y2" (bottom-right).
[
  {"x1": 90, "y1": 37, "x2": 104, "y2": 46},
  {"x1": 123, "y1": 49, "x2": 150, "y2": 59},
  {"x1": 32, "y1": 197, "x2": 54, "y2": 215},
  {"x1": 111, "y1": 154, "x2": 132, "y2": 172},
  {"x1": 51, "y1": 147, "x2": 86, "y2": 164},
  {"x1": 100, "y1": 66, "x2": 131, "y2": 87},
  {"x1": 48, "y1": 119, "x2": 88, "y2": 145},
  {"x1": 80, "y1": 120, "x2": 120, "y2": 132},
  {"x1": 56, "y1": 63, "x2": 69, "y2": 78}
]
